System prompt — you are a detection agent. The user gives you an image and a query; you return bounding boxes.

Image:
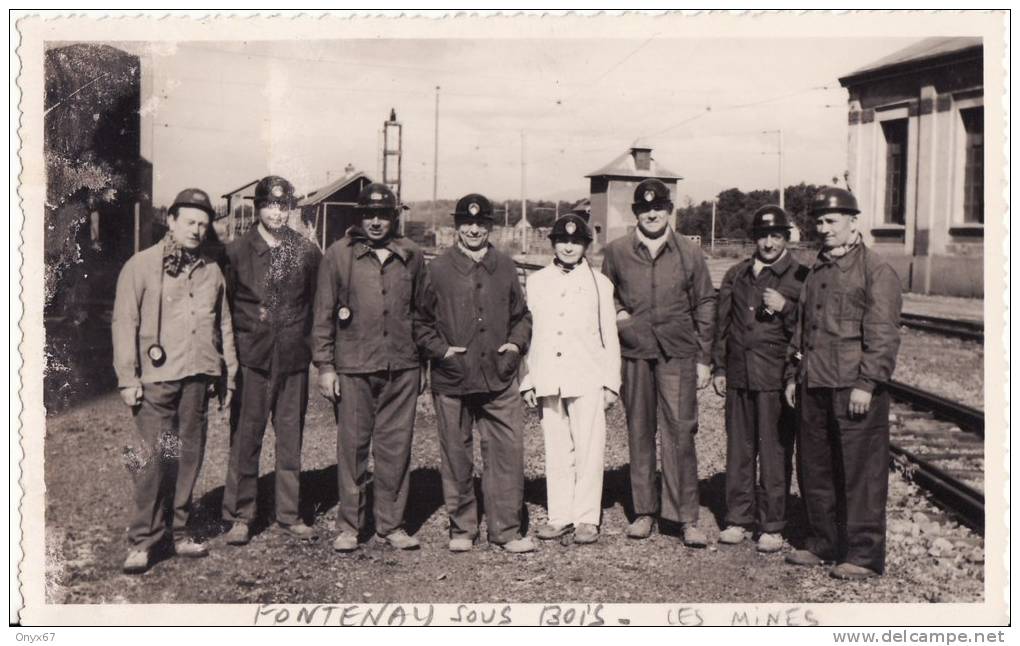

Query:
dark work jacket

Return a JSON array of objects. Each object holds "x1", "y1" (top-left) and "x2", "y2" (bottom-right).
[
  {"x1": 414, "y1": 245, "x2": 532, "y2": 395},
  {"x1": 713, "y1": 252, "x2": 808, "y2": 391},
  {"x1": 600, "y1": 229, "x2": 716, "y2": 364},
  {"x1": 225, "y1": 226, "x2": 321, "y2": 374},
  {"x1": 311, "y1": 233, "x2": 426, "y2": 374},
  {"x1": 786, "y1": 242, "x2": 902, "y2": 392}
]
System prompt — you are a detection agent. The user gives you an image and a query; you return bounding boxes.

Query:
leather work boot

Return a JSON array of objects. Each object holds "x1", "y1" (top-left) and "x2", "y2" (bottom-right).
[
  {"x1": 332, "y1": 532, "x2": 359, "y2": 553},
  {"x1": 785, "y1": 549, "x2": 825, "y2": 567},
  {"x1": 378, "y1": 529, "x2": 420, "y2": 550},
  {"x1": 573, "y1": 523, "x2": 599, "y2": 545},
  {"x1": 625, "y1": 515, "x2": 654, "y2": 539},
  {"x1": 536, "y1": 523, "x2": 573, "y2": 540},
  {"x1": 225, "y1": 522, "x2": 250, "y2": 546},
  {"x1": 682, "y1": 525, "x2": 708, "y2": 548},
  {"x1": 122, "y1": 548, "x2": 150, "y2": 574},
  {"x1": 448, "y1": 536, "x2": 474, "y2": 553},
  {"x1": 278, "y1": 522, "x2": 317, "y2": 541},
  {"x1": 830, "y1": 562, "x2": 880, "y2": 580},
  {"x1": 497, "y1": 536, "x2": 536, "y2": 554},
  {"x1": 718, "y1": 525, "x2": 750, "y2": 545},
  {"x1": 173, "y1": 537, "x2": 209, "y2": 558},
  {"x1": 756, "y1": 532, "x2": 785, "y2": 553}
]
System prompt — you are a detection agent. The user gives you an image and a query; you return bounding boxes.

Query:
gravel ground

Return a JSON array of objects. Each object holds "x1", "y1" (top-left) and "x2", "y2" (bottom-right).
[
  {"x1": 893, "y1": 328, "x2": 985, "y2": 410},
  {"x1": 43, "y1": 365, "x2": 984, "y2": 608}
]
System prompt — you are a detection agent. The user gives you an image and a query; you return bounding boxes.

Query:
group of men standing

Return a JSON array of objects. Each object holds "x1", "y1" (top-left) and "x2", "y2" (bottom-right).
[{"x1": 112, "y1": 174, "x2": 901, "y2": 582}]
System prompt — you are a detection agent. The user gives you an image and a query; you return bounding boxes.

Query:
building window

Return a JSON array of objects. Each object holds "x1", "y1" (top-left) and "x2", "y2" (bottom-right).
[
  {"x1": 881, "y1": 119, "x2": 908, "y2": 225},
  {"x1": 960, "y1": 107, "x2": 983, "y2": 224}
]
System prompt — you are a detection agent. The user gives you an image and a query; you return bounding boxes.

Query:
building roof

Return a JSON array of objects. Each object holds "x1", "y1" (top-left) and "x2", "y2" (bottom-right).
[
  {"x1": 585, "y1": 148, "x2": 682, "y2": 181},
  {"x1": 297, "y1": 172, "x2": 370, "y2": 207},
  {"x1": 840, "y1": 37, "x2": 982, "y2": 85},
  {"x1": 221, "y1": 179, "x2": 259, "y2": 199}
]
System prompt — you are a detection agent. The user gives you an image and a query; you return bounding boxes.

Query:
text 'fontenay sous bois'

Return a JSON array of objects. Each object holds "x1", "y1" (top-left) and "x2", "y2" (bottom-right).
[{"x1": 254, "y1": 604, "x2": 821, "y2": 626}]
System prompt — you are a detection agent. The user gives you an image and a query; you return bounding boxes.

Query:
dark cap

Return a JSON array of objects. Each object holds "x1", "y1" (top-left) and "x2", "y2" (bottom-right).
[
  {"x1": 169, "y1": 188, "x2": 215, "y2": 219},
  {"x1": 254, "y1": 175, "x2": 297, "y2": 208},
  {"x1": 548, "y1": 213, "x2": 593, "y2": 242},
  {"x1": 452, "y1": 193, "x2": 494, "y2": 221},
  {"x1": 751, "y1": 205, "x2": 792, "y2": 234},
  {"x1": 355, "y1": 182, "x2": 399, "y2": 214},
  {"x1": 569, "y1": 198, "x2": 592, "y2": 223},
  {"x1": 632, "y1": 178, "x2": 672, "y2": 209},
  {"x1": 811, "y1": 186, "x2": 860, "y2": 215}
]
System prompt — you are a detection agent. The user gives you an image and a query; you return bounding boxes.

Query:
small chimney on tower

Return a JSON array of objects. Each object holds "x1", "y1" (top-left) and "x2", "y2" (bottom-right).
[{"x1": 630, "y1": 139, "x2": 652, "y2": 171}]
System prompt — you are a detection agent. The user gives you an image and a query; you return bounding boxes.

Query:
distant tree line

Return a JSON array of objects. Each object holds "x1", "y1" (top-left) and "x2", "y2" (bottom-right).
[
  {"x1": 676, "y1": 183, "x2": 824, "y2": 243},
  {"x1": 402, "y1": 184, "x2": 828, "y2": 241}
]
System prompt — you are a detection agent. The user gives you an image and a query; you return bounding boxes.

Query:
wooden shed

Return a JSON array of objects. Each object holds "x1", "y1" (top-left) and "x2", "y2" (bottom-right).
[{"x1": 298, "y1": 171, "x2": 374, "y2": 251}]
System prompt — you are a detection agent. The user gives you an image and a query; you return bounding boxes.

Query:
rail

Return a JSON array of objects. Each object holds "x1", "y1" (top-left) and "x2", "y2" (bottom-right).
[
  {"x1": 886, "y1": 381, "x2": 985, "y2": 533},
  {"x1": 899, "y1": 312, "x2": 984, "y2": 342},
  {"x1": 886, "y1": 380, "x2": 984, "y2": 437}
]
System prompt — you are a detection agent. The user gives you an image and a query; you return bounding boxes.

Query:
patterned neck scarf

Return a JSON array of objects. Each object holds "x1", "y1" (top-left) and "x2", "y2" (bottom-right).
[{"x1": 162, "y1": 234, "x2": 200, "y2": 277}]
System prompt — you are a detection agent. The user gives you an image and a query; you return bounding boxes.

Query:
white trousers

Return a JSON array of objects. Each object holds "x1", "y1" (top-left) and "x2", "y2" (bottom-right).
[{"x1": 540, "y1": 389, "x2": 607, "y2": 527}]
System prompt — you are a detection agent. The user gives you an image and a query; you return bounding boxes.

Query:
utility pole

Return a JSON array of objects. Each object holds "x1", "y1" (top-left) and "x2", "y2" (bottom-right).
[
  {"x1": 762, "y1": 129, "x2": 785, "y2": 209},
  {"x1": 778, "y1": 129, "x2": 785, "y2": 210},
  {"x1": 520, "y1": 131, "x2": 528, "y2": 254},
  {"x1": 710, "y1": 199, "x2": 717, "y2": 254},
  {"x1": 432, "y1": 85, "x2": 440, "y2": 237},
  {"x1": 505, "y1": 200, "x2": 509, "y2": 227}
]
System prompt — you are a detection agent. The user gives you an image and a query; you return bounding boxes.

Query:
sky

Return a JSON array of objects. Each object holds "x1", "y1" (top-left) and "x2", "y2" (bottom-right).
[{"x1": 118, "y1": 37, "x2": 917, "y2": 208}]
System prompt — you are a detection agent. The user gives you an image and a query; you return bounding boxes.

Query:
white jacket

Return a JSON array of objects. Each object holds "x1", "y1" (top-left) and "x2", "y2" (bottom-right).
[{"x1": 520, "y1": 259, "x2": 621, "y2": 398}]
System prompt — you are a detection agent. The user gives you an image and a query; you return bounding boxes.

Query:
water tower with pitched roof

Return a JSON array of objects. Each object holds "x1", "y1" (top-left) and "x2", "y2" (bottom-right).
[{"x1": 585, "y1": 140, "x2": 682, "y2": 245}]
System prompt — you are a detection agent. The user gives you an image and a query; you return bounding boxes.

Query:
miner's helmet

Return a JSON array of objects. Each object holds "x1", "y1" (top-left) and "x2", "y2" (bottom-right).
[
  {"x1": 355, "y1": 182, "x2": 400, "y2": 217},
  {"x1": 548, "y1": 213, "x2": 593, "y2": 243},
  {"x1": 811, "y1": 186, "x2": 860, "y2": 216},
  {"x1": 254, "y1": 175, "x2": 297, "y2": 209},
  {"x1": 570, "y1": 198, "x2": 592, "y2": 223},
  {"x1": 751, "y1": 205, "x2": 792, "y2": 237},
  {"x1": 169, "y1": 187, "x2": 216, "y2": 219},
  {"x1": 452, "y1": 193, "x2": 495, "y2": 221},
  {"x1": 632, "y1": 178, "x2": 673, "y2": 213}
]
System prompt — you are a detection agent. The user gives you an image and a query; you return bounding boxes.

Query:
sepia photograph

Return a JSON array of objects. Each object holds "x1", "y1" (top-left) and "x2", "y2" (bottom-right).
[{"x1": 12, "y1": 10, "x2": 1009, "y2": 628}]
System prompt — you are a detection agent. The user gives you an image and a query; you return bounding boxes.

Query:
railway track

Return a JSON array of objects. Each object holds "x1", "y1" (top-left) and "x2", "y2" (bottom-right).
[
  {"x1": 886, "y1": 380, "x2": 985, "y2": 533},
  {"x1": 899, "y1": 312, "x2": 984, "y2": 342}
]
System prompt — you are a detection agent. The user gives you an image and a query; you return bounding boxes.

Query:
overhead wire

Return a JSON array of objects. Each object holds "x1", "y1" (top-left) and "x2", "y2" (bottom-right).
[{"x1": 644, "y1": 84, "x2": 841, "y2": 138}]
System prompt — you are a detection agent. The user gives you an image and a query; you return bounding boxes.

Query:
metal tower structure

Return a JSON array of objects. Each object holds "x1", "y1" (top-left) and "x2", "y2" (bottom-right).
[{"x1": 382, "y1": 108, "x2": 403, "y2": 232}]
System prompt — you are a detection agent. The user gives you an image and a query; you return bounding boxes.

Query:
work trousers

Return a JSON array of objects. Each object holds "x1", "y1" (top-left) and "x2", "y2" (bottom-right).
[
  {"x1": 127, "y1": 376, "x2": 211, "y2": 549},
  {"x1": 433, "y1": 381, "x2": 525, "y2": 544},
  {"x1": 540, "y1": 389, "x2": 607, "y2": 527},
  {"x1": 222, "y1": 364, "x2": 308, "y2": 526},
  {"x1": 335, "y1": 368, "x2": 418, "y2": 536},
  {"x1": 724, "y1": 388, "x2": 794, "y2": 533},
  {"x1": 797, "y1": 386, "x2": 891, "y2": 574},
  {"x1": 621, "y1": 356, "x2": 700, "y2": 524}
]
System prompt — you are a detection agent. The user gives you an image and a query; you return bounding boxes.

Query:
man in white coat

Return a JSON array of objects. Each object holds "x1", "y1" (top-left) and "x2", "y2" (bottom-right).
[{"x1": 521, "y1": 213, "x2": 621, "y2": 545}]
